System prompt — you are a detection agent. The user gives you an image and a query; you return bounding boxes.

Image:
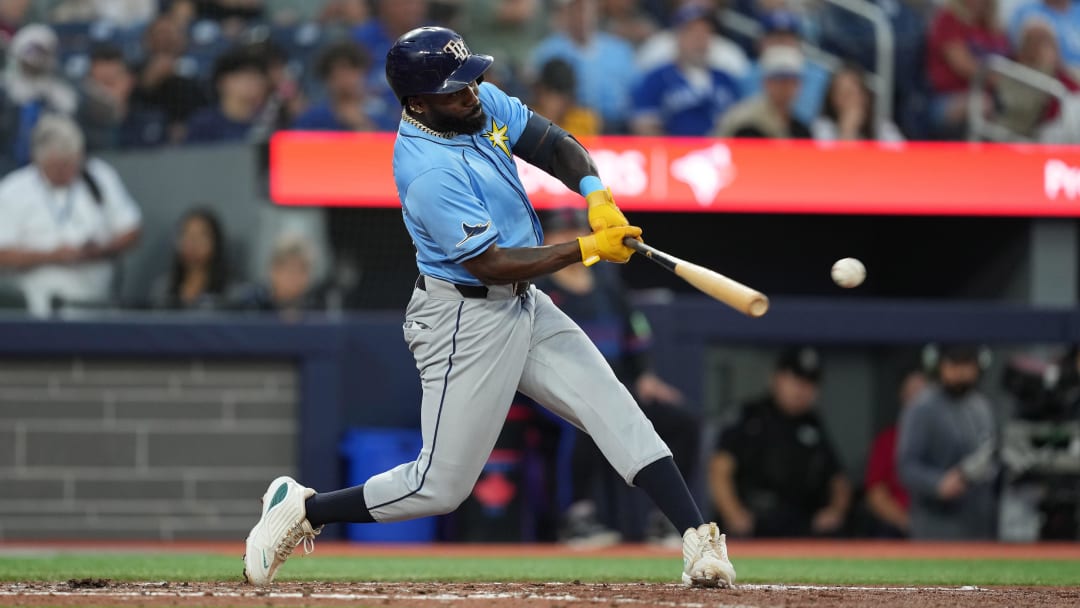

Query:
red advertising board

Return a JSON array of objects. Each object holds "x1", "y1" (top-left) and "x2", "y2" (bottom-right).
[{"x1": 269, "y1": 132, "x2": 1080, "y2": 216}]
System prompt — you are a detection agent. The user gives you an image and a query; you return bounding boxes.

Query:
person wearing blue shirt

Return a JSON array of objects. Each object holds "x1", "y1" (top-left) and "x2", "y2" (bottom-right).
[
  {"x1": 531, "y1": 0, "x2": 639, "y2": 131},
  {"x1": 631, "y1": 5, "x2": 741, "y2": 136},
  {"x1": 185, "y1": 47, "x2": 270, "y2": 144},
  {"x1": 241, "y1": 27, "x2": 736, "y2": 591},
  {"x1": 351, "y1": 0, "x2": 429, "y2": 131},
  {"x1": 292, "y1": 41, "x2": 388, "y2": 132}
]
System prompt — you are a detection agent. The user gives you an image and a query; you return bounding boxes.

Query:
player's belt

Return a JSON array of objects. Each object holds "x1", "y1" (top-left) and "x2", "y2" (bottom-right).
[{"x1": 416, "y1": 275, "x2": 530, "y2": 298}]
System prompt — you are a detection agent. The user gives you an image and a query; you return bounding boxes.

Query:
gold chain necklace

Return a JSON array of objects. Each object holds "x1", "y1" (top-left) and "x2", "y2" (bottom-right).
[{"x1": 401, "y1": 110, "x2": 457, "y2": 139}]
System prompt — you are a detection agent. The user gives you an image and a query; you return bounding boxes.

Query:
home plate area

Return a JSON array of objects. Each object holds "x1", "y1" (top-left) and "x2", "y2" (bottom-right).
[{"x1": 2, "y1": 581, "x2": 1076, "y2": 608}]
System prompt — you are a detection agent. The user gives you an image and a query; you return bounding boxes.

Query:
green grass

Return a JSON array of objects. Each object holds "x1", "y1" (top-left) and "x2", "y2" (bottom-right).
[{"x1": 1, "y1": 554, "x2": 1078, "y2": 586}]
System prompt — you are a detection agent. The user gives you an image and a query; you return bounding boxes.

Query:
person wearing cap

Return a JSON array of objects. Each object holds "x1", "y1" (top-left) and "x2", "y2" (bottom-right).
[
  {"x1": 709, "y1": 347, "x2": 852, "y2": 537},
  {"x1": 535, "y1": 208, "x2": 703, "y2": 546},
  {"x1": 897, "y1": 345, "x2": 998, "y2": 539},
  {"x1": 530, "y1": 0, "x2": 638, "y2": 130},
  {"x1": 737, "y1": 10, "x2": 833, "y2": 127},
  {"x1": 713, "y1": 45, "x2": 812, "y2": 138},
  {"x1": 184, "y1": 46, "x2": 271, "y2": 143},
  {"x1": 1009, "y1": 0, "x2": 1080, "y2": 80},
  {"x1": 0, "y1": 24, "x2": 78, "y2": 167},
  {"x1": 630, "y1": 4, "x2": 741, "y2": 136}
]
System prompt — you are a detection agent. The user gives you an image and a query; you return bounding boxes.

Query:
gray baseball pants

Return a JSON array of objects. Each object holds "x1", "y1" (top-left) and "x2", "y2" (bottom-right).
[{"x1": 362, "y1": 275, "x2": 672, "y2": 522}]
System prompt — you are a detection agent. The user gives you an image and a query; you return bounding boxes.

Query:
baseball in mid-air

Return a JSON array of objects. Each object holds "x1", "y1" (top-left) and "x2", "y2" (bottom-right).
[{"x1": 831, "y1": 257, "x2": 866, "y2": 288}]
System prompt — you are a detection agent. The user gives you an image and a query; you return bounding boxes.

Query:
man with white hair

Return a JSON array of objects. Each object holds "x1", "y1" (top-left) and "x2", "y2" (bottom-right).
[
  {"x1": 0, "y1": 24, "x2": 78, "y2": 166},
  {"x1": 0, "y1": 115, "x2": 142, "y2": 316}
]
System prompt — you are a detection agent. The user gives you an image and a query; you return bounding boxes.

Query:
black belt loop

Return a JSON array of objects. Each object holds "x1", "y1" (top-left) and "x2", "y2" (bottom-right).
[{"x1": 416, "y1": 275, "x2": 529, "y2": 299}]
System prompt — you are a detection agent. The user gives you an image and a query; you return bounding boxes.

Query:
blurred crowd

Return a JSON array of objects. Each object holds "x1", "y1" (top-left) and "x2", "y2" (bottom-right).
[{"x1": 1, "y1": 0, "x2": 1079, "y2": 170}]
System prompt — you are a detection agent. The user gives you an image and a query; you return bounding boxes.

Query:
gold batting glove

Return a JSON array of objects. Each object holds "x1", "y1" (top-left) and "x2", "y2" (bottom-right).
[
  {"x1": 577, "y1": 225, "x2": 642, "y2": 266},
  {"x1": 586, "y1": 187, "x2": 629, "y2": 231}
]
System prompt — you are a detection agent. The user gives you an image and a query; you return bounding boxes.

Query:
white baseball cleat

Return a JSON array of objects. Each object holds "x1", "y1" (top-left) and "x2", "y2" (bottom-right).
[
  {"x1": 681, "y1": 522, "x2": 736, "y2": 588},
  {"x1": 243, "y1": 476, "x2": 322, "y2": 586}
]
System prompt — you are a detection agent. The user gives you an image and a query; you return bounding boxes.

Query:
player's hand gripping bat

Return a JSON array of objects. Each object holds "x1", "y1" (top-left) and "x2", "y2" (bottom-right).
[{"x1": 623, "y1": 238, "x2": 769, "y2": 318}]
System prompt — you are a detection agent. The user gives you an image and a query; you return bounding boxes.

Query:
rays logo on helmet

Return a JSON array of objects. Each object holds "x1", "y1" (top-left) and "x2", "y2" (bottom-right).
[
  {"x1": 443, "y1": 39, "x2": 470, "y2": 62},
  {"x1": 456, "y1": 220, "x2": 491, "y2": 247}
]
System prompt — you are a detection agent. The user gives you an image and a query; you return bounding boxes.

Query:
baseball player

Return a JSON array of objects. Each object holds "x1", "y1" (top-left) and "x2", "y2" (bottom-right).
[{"x1": 243, "y1": 27, "x2": 735, "y2": 589}]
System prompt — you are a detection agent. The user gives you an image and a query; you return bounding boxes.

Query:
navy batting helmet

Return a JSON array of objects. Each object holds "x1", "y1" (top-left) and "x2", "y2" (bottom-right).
[{"x1": 385, "y1": 27, "x2": 493, "y2": 104}]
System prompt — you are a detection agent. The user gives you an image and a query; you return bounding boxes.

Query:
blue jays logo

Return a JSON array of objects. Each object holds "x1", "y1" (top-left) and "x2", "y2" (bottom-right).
[{"x1": 456, "y1": 220, "x2": 491, "y2": 247}]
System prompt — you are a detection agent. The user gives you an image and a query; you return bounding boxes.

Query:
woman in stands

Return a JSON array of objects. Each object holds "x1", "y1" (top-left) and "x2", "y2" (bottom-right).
[
  {"x1": 811, "y1": 63, "x2": 904, "y2": 142},
  {"x1": 150, "y1": 207, "x2": 230, "y2": 310}
]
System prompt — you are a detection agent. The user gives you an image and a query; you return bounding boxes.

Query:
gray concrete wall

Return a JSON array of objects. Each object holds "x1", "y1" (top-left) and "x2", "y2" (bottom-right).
[
  {"x1": 0, "y1": 358, "x2": 298, "y2": 540},
  {"x1": 98, "y1": 145, "x2": 330, "y2": 304}
]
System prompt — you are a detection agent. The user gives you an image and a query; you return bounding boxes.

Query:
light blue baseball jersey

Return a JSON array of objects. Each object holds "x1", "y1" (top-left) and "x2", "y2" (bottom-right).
[{"x1": 393, "y1": 82, "x2": 544, "y2": 286}]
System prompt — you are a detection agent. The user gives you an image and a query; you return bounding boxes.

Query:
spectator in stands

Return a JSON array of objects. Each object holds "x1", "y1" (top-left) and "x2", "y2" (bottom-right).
[
  {"x1": 863, "y1": 368, "x2": 928, "y2": 537},
  {"x1": 0, "y1": 0, "x2": 30, "y2": 49},
  {"x1": 818, "y1": 0, "x2": 929, "y2": 139},
  {"x1": 45, "y1": 0, "x2": 158, "y2": 27},
  {"x1": 185, "y1": 46, "x2": 270, "y2": 143},
  {"x1": 531, "y1": 0, "x2": 639, "y2": 131},
  {"x1": 637, "y1": 0, "x2": 751, "y2": 87},
  {"x1": 1009, "y1": 0, "x2": 1080, "y2": 79},
  {"x1": 996, "y1": 16, "x2": 1080, "y2": 139},
  {"x1": 714, "y1": 45, "x2": 811, "y2": 138},
  {"x1": 709, "y1": 347, "x2": 852, "y2": 537},
  {"x1": 78, "y1": 45, "x2": 167, "y2": 150},
  {"x1": 536, "y1": 208, "x2": 702, "y2": 547},
  {"x1": 292, "y1": 41, "x2": 379, "y2": 131},
  {"x1": 529, "y1": 59, "x2": 602, "y2": 136},
  {"x1": 230, "y1": 232, "x2": 326, "y2": 315},
  {"x1": 739, "y1": 10, "x2": 833, "y2": 128},
  {"x1": 602, "y1": 0, "x2": 659, "y2": 47},
  {"x1": 132, "y1": 15, "x2": 209, "y2": 143},
  {"x1": 460, "y1": 0, "x2": 547, "y2": 73},
  {"x1": 630, "y1": 3, "x2": 741, "y2": 136},
  {"x1": 150, "y1": 207, "x2": 230, "y2": 310},
  {"x1": 0, "y1": 116, "x2": 142, "y2": 317},
  {"x1": 811, "y1": 63, "x2": 905, "y2": 141},
  {"x1": 925, "y1": 0, "x2": 1010, "y2": 139},
  {"x1": 898, "y1": 345, "x2": 999, "y2": 540},
  {"x1": 352, "y1": 0, "x2": 429, "y2": 125},
  {"x1": 0, "y1": 25, "x2": 78, "y2": 167}
]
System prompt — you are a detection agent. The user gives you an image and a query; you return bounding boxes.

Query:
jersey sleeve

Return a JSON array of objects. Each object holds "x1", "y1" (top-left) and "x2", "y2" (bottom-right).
[
  {"x1": 405, "y1": 168, "x2": 500, "y2": 263},
  {"x1": 87, "y1": 158, "x2": 142, "y2": 235},
  {"x1": 478, "y1": 82, "x2": 531, "y2": 147},
  {"x1": 631, "y1": 69, "x2": 664, "y2": 119}
]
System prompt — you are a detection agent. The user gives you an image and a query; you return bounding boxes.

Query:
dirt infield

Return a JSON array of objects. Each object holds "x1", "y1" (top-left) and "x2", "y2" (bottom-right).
[
  {"x1": 2, "y1": 580, "x2": 1078, "y2": 608},
  {"x1": 3, "y1": 542, "x2": 1078, "y2": 607}
]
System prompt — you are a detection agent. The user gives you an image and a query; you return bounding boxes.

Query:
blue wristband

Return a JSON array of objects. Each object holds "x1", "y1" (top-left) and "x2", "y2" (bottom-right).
[{"x1": 579, "y1": 176, "x2": 605, "y2": 197}]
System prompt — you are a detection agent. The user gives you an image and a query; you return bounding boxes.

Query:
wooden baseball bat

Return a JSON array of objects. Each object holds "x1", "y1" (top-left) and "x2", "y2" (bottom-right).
[{"x1": 624, "y1": 239, "x2": 769, "y2": 318}]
